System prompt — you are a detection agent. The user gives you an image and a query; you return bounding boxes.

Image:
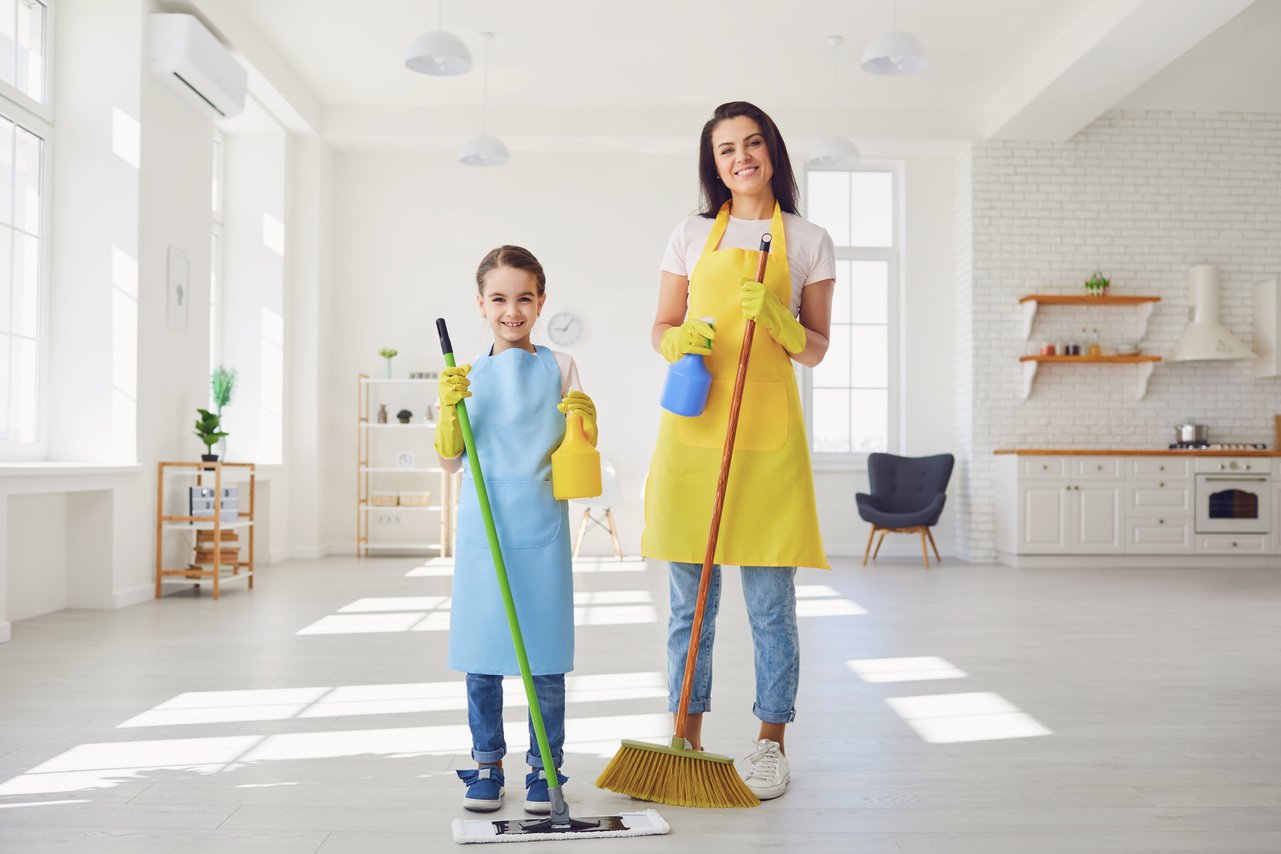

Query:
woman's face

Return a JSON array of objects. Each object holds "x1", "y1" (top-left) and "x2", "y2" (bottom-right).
[
  {"x1": 711, "y1": 116, "x2": 773, "y2": 199},
  {"x1": 477, "y1": 266, "x2": 545, "y2": 348}
]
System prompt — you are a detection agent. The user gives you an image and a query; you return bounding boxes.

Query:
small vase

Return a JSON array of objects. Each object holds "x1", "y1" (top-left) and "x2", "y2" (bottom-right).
[{"x1": 384, "y1": 358, "x2": 393, "y2": 379}]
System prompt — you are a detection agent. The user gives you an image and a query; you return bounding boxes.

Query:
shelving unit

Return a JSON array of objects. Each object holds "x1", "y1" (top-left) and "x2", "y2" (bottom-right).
[
  {"x1": 357, "y1": 373, "x2": 453, "y2": 557},
  {"x1": 155, "y1": 461, "x2": 255, "y2": 600},
  {"x1": 1019, "y1": 294, "x2": 1161, "y2": 341},
  {"x1": 1018, "y1": 293, "x2": 1163, "y2": 400}
]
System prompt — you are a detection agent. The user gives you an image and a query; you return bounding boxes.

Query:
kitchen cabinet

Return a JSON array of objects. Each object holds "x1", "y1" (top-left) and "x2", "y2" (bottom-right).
[
  {"x1": 1011, "y1": 458, "x2": 1122, "y2": 554},
  {"x1": 995, "y1": 452, "x2": 1280, "y2": 560}
]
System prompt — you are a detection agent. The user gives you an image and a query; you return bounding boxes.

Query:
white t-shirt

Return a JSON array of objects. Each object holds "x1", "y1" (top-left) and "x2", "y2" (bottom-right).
[{"x1": 660, "y1": 212, "x2": 836, "y2": 314}]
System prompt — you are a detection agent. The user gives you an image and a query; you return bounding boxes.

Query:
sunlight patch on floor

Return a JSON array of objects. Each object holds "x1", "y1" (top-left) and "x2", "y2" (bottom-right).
[
  {"x1": 118, "y1": 673, "x2": 667, "y2": 728},
  {"x1": 885, "y1": 691, "x2": 1052, "y2": 743},
  {"x1": 846, "y1": 656, "x2": 968, "y2": 683}
]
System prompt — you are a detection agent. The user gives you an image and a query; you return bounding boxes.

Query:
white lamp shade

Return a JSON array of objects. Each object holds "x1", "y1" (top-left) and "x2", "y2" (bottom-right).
[
  {"x1": 807, "y1": 136, "x2": 861, "y2": 170},
  {"x1": 459, "y1": 133, "x2": 510, "y2": 166},
  {"x1": 405, "y1": 30, "x2": 472, "y2": 75},
  {"x1": 861, "y1": 30, "x2": 929, "y2": 75}
]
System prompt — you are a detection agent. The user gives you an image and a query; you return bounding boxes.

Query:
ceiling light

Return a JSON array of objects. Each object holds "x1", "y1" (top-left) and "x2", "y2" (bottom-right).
[
  {"x1": 460, "y1": 32, "x2": 509, "y2": 167},
  {"x1": 862, "y1": 1, "x2": 928, "y2": 76},
  {"x1": 808, "y1": 35, "x2": 860, "y2": 171},
  {"x1": 405, "y1": 0, "x2": 471, "y2": 76}
]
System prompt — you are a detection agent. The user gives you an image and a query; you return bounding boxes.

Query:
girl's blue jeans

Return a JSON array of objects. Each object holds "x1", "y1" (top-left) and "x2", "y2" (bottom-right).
[
  {"x1": 465, "y1": 673, "x2": 565, "y2": 769},
  {"x1": 666, "y1": 562, "x2": 799, "y2": 724}
]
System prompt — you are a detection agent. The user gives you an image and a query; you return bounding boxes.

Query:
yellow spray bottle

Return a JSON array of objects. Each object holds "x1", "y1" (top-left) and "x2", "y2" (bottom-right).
[{"x1": 551, "y1": 413, "x2": 602, "y2": 500}]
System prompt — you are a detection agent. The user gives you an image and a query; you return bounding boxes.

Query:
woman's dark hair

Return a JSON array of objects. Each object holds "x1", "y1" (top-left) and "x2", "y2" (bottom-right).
[
  {"x1": 476, "y1": 245, "x2": 546, "y2": 295},
  {"x1": 697, "y1": 101, "x2": 799, "y2": 218}
]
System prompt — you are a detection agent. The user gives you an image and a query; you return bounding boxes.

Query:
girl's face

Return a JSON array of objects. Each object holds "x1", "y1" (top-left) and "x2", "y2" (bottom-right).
[
  {"x1": 712, "y1": 116, "x2": 773, "y2": 199},
  {"x1": 477, "y1": 266, "x2": 545, "y2": 351}
]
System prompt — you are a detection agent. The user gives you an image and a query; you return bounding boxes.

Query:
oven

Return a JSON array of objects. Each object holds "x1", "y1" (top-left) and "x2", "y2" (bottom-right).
[{"x1": 1195, "y1": 471, "x2": 1272, "y2": 534}]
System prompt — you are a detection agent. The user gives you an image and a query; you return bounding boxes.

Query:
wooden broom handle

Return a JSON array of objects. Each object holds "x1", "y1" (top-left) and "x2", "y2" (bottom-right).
[{"x1": 675, "y1": 234, "x2": 771, "y2": 740}]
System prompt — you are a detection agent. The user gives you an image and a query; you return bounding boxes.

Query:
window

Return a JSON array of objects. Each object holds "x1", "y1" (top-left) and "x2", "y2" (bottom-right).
[
  {"x1": 804, "y1": 167, "x2": 899, "y2": 456},
  {"x1": 0, "y1": 0, "x2": 48, "y2": 456},
  {"x1": 210, "y1": 132, "x2": 223, "y2": 376}
]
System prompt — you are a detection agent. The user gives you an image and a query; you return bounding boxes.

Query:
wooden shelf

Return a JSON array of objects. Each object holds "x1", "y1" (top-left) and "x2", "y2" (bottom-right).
[
  {"x1": 358, "y1": 372, "x2": 454, "y2": 558},
  {"x1": 1018, "y1": 355, "x2": 1161, "y2": 364},
  {"x1": 1020, "y1": 293, "x2": 1161, "y2": 341},
  {"x1": 1018, "y1": 294, "x2": 1161, "y2": 305},
  {"x1": 156, "y1": 461, "x2": 255, "y2": 601},
  {"x1": 1020, "y1": 354, "x2": 1161, "y2": 400}
]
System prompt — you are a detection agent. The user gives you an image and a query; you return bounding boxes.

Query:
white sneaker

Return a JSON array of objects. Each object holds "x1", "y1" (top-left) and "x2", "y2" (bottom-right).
[{"x1": 741, "y1": 738, "x2": 789, "y2": 800}]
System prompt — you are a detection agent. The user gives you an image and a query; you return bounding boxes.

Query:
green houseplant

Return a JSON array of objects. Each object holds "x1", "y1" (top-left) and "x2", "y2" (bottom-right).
[
  {"x1": 211, "y1": 365, "x2": 237, "y2": 459},
  {"x1": 379, "y1": 347, "x2": 398, "y2": 379},
  {"x1": 1085, "y1": 270, "x2": 1110, "y2": 297},
  {"x1": 195, "y1": 408, "x2": 229, "y2": 464}
]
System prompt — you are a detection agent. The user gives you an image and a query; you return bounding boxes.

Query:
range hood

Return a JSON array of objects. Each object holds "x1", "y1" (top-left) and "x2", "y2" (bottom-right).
[{"x1": 1167, "y1": 264, "x2": 1254, "y2": 362}]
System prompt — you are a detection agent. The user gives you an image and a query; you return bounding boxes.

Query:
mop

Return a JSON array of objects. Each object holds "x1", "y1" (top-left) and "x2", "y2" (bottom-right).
[
  {"x1": 595, "y1": 235, "x2": 773, "y2": 808},
  {"x1": 436, "y1": 319, "x2": 669, "y2": 844}
]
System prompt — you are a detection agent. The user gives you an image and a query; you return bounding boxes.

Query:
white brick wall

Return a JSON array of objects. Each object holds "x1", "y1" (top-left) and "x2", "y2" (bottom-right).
[{"x1": 956, "y1": 110, "x2": 1281, "y2": 559}]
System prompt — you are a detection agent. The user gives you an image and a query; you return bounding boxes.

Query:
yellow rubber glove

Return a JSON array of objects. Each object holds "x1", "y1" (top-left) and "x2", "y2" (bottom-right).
[
  {"x1": 741, "y1": 279, "x2": 807, "y2": 354},
  {"x1": 659, "y1": 318, "x2": 716, "y2": 363},
  {"x1": 557, "y1": 390, "x2": 599, "y2": 447},
  {"x1": 433, "y1": 364, "x2": 471, "y2": 458}
]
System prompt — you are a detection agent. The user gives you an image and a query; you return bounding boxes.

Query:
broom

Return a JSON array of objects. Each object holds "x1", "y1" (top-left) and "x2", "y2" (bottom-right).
[{"x1": 595, "y1": 234, "x2": 773, "y2": 809}]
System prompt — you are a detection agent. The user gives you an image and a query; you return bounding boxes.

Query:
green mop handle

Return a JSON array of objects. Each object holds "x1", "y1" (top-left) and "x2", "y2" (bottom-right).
[{"x1": 437, "y1": 318, "x2": 563, "y2": 792}]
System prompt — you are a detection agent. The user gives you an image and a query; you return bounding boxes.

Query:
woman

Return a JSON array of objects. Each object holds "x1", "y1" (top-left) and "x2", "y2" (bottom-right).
[{"x1": 641, "y1": 101, "x2": 834, "y2": 800}]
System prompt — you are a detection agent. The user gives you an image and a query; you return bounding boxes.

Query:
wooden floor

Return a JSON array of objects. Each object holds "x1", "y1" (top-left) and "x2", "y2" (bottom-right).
[{"x1": 1, "y1": 554, "x2": 1280, "y2": 853}]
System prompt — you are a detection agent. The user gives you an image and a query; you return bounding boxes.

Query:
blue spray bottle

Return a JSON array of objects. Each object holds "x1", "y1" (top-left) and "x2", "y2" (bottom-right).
[{"x1": 660, "y1": 317, "x2": 715, "y2": 417}]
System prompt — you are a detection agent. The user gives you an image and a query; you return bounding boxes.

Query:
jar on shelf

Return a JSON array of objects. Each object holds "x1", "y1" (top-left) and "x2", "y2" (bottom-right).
[{"x1": 377, "y1": 404, "x2": 388, "y2": 424}]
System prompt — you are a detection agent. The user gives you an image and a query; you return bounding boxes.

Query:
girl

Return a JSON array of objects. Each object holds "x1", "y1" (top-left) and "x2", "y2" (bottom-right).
[
  {"x1": 641, "y1": 102, "x2": 835, "y2": 800},
  {"x1": 435, "y1": 245, "x2": 598, "y2": 813}
]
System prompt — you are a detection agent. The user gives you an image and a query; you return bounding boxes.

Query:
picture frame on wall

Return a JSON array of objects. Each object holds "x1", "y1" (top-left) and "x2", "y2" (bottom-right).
[{"x1": 167, "y1": 247, "x2": 190, "y2": 329}]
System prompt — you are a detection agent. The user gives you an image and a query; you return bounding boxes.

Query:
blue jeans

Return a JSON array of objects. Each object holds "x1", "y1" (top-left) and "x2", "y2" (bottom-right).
[
  {"x1": 666, "y1": 562, "x2": 799, "y2": 724},
  {"x1": 465, "y1": 673, "x2": 565, "y2": 769}
]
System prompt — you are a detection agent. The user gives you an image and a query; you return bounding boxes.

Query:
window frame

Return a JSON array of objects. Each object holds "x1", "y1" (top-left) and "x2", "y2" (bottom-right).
[
  {"x1": 802, "y1": 160, "x2": 904, "y2": 470},
  {"x1": 0, "y1": 64, "x2": 53, "y2": 459},
  {"x1": 0, "y1": 0, "x2": 54, "y2": 124}
]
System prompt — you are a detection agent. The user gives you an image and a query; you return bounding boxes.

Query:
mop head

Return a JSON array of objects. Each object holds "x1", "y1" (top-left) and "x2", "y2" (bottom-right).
[
  {"x1": 595, "y1": 739, "x2": 760, "y2": 808},
  {"x1": 452, "y1": 809, "x2": 668, "y2": 844}
]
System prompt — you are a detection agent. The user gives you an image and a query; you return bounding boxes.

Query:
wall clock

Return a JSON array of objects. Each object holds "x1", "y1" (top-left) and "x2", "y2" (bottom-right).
[{"x1": 547, "y1": 311, "x2": 582, "y2": 346}]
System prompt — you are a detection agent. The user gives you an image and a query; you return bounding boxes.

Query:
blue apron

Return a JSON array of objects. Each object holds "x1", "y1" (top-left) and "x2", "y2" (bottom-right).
[{"x1": 448, "y1": 345, "x2": 574, "y2": 676}]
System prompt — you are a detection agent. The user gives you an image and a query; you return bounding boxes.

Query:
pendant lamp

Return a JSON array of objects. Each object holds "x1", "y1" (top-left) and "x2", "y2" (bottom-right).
[
  {"x1": 459, "y1": 32, "x2": 509, "y2": 166},
  {"x1": 405, "y1": 0, "x2": 472, "y2": 76},
  {"x1": 862, "y1": 0, "x2": 928, "y2": 75},
  {"x1": 808, "y1": 35, "x2": 860, "y2": 170}
]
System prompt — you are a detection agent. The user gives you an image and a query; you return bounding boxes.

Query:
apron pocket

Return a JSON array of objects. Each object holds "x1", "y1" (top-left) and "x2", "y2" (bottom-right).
[
  {"x1": 674, "y1": 379, "x2": 788, "y2": 452},
  {"x1": 459, "y1": 479, "x2": 564, "y2": 550}
]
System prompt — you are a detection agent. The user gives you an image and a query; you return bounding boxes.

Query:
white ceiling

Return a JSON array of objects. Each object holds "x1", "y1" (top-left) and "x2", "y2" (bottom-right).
[{"x1": 192, "y1": 0, "x2": 1279, "y2": 149}]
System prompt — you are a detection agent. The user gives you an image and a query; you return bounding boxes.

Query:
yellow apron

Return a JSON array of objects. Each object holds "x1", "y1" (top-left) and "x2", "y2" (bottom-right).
[{"x1": 641, "y1": 202, "x2": 829, "y2": 570}]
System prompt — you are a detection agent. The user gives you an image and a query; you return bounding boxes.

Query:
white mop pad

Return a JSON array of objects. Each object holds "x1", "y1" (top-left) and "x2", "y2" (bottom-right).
[{"x1": 452, "y1": 809, "x2": 669, "y2": 844}]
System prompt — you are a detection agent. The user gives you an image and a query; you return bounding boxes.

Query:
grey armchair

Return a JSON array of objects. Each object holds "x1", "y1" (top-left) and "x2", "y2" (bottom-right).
[{"x1": 856, "y1": 452, "x2": 955, "y2": 568}]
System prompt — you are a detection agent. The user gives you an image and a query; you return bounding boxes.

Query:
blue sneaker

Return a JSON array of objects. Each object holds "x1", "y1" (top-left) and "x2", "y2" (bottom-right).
[
  {"x1": 524, "y1": 769, "x2": 569, "y2": 814},
  {"x1": 457, "y1": 766, "x2": 504, "y2": 812}
]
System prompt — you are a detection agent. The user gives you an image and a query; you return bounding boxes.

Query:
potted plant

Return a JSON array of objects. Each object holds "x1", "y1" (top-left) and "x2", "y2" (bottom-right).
[
  {"x1": 195, "y1": 408, "x2": 229, "y2": 466},
  {"x1": 379, "y1": 347, "x2": 399, "y2": 379},
  {"x1": 1085, "y1": 270, "x2": 1110, "y2": 297},
  {"x1": 211, "y1": 365, "x2": 237, "y2": 458}
]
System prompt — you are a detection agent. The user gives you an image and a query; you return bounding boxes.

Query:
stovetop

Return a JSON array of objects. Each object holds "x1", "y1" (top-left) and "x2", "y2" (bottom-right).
[{"x1": 1169, "y1": 442, "x2": 1270, "y2": 451}]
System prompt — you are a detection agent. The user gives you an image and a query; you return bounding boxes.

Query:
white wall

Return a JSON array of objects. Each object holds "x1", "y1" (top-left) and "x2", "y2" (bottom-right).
[
  {"x1": 956, "y1": 110, "x2": 1281, "y2": 559},
  {"x1": 324, "y1": 149, "x2": 959, "y2": 560}
]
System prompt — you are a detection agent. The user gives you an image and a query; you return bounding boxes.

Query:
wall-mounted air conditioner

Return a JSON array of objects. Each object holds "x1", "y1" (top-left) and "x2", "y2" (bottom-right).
[{"x1": 148, "y1": 13, "x2": 247, "y2": 120}]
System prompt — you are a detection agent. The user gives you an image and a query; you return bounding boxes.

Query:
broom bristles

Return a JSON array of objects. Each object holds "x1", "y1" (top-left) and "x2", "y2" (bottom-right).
[{"x1": 595, "y1": 742, "x2": 760, "y2": 808}]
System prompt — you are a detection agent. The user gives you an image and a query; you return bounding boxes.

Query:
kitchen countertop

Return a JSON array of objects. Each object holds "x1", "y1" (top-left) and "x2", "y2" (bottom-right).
[{"x1": 994, "y1": 448, "x2": 1281, "y2": 457}]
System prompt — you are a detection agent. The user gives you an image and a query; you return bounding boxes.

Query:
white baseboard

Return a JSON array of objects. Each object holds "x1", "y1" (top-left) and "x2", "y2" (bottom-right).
[
  {"x1": 0, "y1": 621, "x2": 10, "y2": 643},
  {"x1": 114, "y1": 583, "x2": 154, "y2": 609},
  {"x1": 269, "y1": 548, "x2": 289, "y2": 565},
  {"x1": 997, "y1": 552, "x2": 1281, "y2": 568},
  {"x1": 287, "y1": 546, "x2": 327, "y2": 560}
]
